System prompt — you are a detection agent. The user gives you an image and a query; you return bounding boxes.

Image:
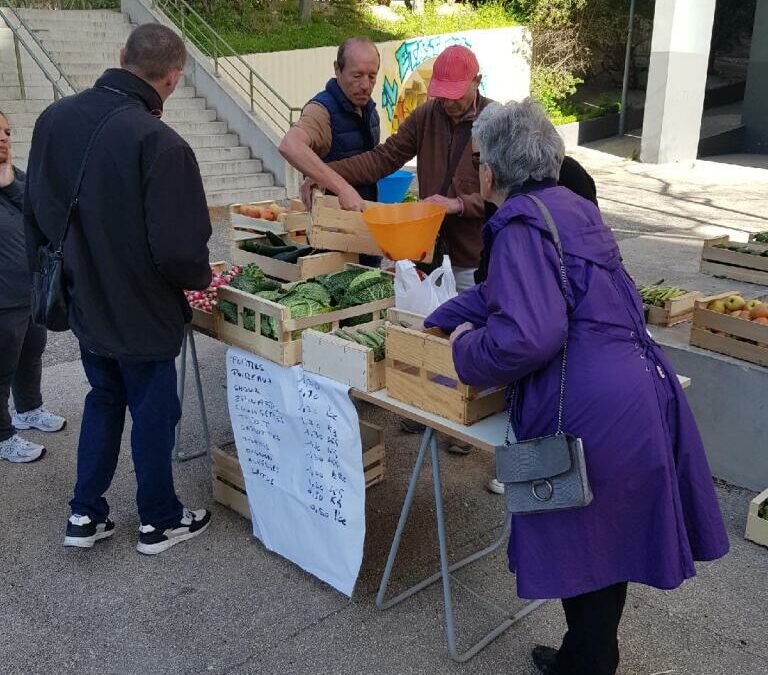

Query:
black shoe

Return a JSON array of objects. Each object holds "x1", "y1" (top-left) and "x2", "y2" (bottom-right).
[
  {"x1": 136, "y1": 508, "x2": 211, "y2": 555},
  {"x1": 532, "y1": 645, "x2": 560, "y2": 674},
  {"x1": 400, "y1": 419, "x2": 426, "y2": 434},
  {"x1": 63, "y1": 514, "x2": 115, "y2": 549}
]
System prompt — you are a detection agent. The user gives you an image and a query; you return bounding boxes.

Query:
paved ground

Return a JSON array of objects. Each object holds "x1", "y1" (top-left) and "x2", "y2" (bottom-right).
[{"x1": 3, "y1": 153, "x2": 768, "y2": 675}]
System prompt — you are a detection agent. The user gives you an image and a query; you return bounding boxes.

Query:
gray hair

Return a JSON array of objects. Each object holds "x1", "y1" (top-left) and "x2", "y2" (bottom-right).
[
  {"x1": 472, "y1": 98, "x2": 564, "y2": 193},
  {"x1": 123, "y1": 23, "x2": 186, "y2": 81}
]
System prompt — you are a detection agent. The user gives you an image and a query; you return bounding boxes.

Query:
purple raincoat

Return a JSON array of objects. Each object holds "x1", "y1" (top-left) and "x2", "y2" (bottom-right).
[{"x1": 425, "y1": 182, "x2": 729, "y2": 600}]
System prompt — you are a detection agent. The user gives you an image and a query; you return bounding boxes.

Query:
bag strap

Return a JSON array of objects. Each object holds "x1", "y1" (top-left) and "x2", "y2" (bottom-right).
[
  {"x1": 55, "y1": 103, "x2": 133, "y2": 251},
  {"x1": 438, "y1": 121, "x2": 473, "y2": 197},
  {"x1": 504, "y1": 194, "x2": 570, "y2": 443}
]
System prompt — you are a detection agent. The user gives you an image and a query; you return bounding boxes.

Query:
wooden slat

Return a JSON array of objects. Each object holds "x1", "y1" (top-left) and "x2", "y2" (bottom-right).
[
  {"x1": 284, "y1": 297, "x2": 394, "y2": 332},
  {"x1": 690, "y1": 327, "x2": 768, "y2": 367},
  {"x1": 232, "y1": 242, "x2": 356, "y2": 282},
  {"x1": 701, "y1": 260, "x2": 768, "y2": 285},
  {"x1": 387, "y1": 307, "x2": 426, "y2": 330},
  {"x1": 386, "y1": 325, "x2": 458, "y2": 379},
  {"x1": 702, "y1": 245, "x2": 768, "y2": 273}
]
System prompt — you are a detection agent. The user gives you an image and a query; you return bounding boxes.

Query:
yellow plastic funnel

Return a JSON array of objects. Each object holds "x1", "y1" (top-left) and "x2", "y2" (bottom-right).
[{"x1": 362, "y1": 202, "x2": 447, "y2": 262}]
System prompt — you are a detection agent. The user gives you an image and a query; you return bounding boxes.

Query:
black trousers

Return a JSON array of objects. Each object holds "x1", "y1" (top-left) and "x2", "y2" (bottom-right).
[
  {"x1": 0, "y1": 307, "x2": 46, "y2": 441},
  {"x1": 556, "y1": 582, "x2": 628, "y2": 675}
]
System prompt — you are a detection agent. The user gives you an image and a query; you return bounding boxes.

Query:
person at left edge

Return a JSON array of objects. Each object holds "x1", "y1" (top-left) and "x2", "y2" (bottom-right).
[{"x1": 24, "y1": 23, "x2": 213, "y2": 555}]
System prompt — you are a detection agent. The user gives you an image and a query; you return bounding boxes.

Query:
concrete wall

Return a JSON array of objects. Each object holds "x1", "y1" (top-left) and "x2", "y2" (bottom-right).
[
  {"x1": 743, "y1": 0, "x2": 768, "y2": 153},
  {"x1": 121, "y1": 0, "x2": 298, "y2": 195},
  {"x1": 659, "y1": 340, "x2": 768, "y2": 492},
  {"x1": 234, "y1": 26, "x2": 531, "y2": 142}
]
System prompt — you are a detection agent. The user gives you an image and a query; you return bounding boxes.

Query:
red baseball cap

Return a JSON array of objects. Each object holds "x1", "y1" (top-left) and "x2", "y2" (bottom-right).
[{"x1": 427, "y1": 45, "x2": 480, "y2": 100}]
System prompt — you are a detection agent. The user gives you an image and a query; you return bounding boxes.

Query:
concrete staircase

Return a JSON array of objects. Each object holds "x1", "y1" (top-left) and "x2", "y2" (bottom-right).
[{"x1": 2, "y1": 8, "x2": 284, "y2": 206}]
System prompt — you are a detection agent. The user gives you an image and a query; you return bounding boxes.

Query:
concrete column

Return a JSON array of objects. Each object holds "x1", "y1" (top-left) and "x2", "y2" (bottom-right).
[
  {"x1": 743, "y1": 0, "x2": 768, "y2": 153},
  {"x1": 640, "y1": 0, "x2": 717, "y2": 164}
]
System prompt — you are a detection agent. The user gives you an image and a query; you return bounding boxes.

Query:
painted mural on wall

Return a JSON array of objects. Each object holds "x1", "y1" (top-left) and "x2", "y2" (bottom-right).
[{"x1": 381, "y1": 34, "x2": 487, "y2": 133}]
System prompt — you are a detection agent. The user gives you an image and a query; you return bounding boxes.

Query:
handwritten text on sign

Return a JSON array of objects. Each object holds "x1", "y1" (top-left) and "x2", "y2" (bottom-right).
[{"x1": 226, "y1": 348, "x2": 365, "y2": 596}]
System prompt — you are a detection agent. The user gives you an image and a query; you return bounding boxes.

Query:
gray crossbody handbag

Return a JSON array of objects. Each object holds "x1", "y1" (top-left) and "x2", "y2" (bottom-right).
[{"x1": 494, "y1": 194, "x2": 593, "y2": 515}]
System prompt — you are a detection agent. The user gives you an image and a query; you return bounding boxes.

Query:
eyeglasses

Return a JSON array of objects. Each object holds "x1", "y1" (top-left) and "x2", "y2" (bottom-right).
[{"x1": 471, "y1": 152, "x2": 484, "y2": 171}]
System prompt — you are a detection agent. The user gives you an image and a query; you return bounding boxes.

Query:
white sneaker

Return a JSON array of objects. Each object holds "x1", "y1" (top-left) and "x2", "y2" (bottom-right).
[
  {"x1": 12, "y1": 407, "x2": 66, "y2": 433},
  {"x1": 486, "y1": 478, "x2": 505, "y2": 495},
  {"x1": 0, "y1": 434, "x2": 45, "y2": 463}
]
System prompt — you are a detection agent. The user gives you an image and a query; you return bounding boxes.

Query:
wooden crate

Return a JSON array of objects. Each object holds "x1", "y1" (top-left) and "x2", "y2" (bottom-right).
[
  {"x1": 230, "y1": 199, "x2": 310, "y2": 235},
  {"x1": 216, "y1": 284, "x2": 394, "y2": 367},
  {"x1": 189, "y1": 261, "x2": 228, "y2": 338},
  {"x1": 212, "y1": 421, "x2": 386, "y2": 521},
  {"x1": 386, "y1": 307, "x2": 426, "y2": 330},
  {"x1": 689, "y1": 292, "x2": 768, "y2": 367},
  {"x1": 700, "y1": 236, "x2": 768, "y2": 285},
  {"x1": 303, "y1": 319, "x2": 386, "y2": 392},
  {"x1": 232, "y1": 233, "x2": 358, "y2": 282},
  {"x1": 745, "y1": 488, "x2": 768, "y2": 548},
  {"x1": 385, "y1": 324, "x2": 506, "y2": 425},
  {"x1": 644, "y1": 291, "x2": 702, "y2": 327},
  {"x1": 748, "y1": 232, "x2": 768, "y2": 245},
  {"x1": 309, "y1": 194, "x2": 384, "y2": 257}
]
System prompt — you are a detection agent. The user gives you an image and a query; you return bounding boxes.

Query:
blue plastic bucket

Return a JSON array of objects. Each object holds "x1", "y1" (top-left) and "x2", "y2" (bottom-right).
[{"x1": 377, "y1": 169, "x2": 415, "y2": 204}]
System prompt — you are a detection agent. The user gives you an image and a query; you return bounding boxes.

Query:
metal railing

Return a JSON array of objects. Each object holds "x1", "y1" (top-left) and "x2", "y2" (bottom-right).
[
  {"x1": 0, "y1": 2, "x2": 78, "y2": 99},
  {"x1": 13, "y1": 1, "x2": 120, "y2": 9},
  {"x1": 148, "y1": 0, "x2": 301, "y2": 133}
]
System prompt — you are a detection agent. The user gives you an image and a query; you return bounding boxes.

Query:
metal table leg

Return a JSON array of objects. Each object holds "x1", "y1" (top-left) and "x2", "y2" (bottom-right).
[
  {"x1": 376, "y1": 426, "x2": 546, "y2": 662},
  {"x1": 173, "y1": 326, "x2": 211, "y2": 462}
]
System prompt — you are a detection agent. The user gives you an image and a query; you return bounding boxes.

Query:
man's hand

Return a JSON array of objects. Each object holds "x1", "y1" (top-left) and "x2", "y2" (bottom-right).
[
  {"x1": 337, "y1": 184, "x2": 366, "y2": 212},
  {"x1": 423, "y1": 194, "x2": 462, "y2": 215},
  {"x1": 449, "y1": 321, "x2": 474, "y2": 345},
  {"x1": 0, "y1": 148, "x2": 14, "y2": 189},
  {"x1": 300, "y1": 177, "x2": 318, "y2": 211}
]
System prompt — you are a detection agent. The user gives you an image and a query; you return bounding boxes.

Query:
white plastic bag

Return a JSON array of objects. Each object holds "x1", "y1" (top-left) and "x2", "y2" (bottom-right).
[{"x1": 394, "y1": 255, "x2": 457, "y2": 315}]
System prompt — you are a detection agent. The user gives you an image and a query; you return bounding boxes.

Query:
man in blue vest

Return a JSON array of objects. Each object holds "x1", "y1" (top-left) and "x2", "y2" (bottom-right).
[{"x1": 279, "y1": 37, "x2": 380, "y2": 213}]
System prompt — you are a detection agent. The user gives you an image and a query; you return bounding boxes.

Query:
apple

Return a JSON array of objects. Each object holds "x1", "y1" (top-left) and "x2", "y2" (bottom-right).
[
  {"x1": 753, "y1": 317, "x2": 768, "y2": 325},
  {"x1": 750, "y1": 303, "x2": 768, "y2": 320},
  {"x1": 707, "y1": 300, "x2": 727, "y2": 313},
  {"x1": 724, "y1": 295, "x2": 746, "y2": 312},
  {"x1": 745, "y1": 299, "x2": 761, "y2": 312},
  {"x1": 738, "y1": 310, "x2": 753, "y2": 320}
]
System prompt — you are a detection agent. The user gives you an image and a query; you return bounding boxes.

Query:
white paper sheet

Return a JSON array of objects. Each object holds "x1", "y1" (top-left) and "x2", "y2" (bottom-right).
[{"x1": 226, "y1": 347, "x2": 365, "y2": 596}]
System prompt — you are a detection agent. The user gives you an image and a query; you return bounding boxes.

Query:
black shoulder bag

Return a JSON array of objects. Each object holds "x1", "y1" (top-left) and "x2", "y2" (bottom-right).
[
  {"x1": 494, "y1": 194, "x2": 593, "y2": 514},
  {"x1": 417, "y1": 120, "x2": 473, "y2": 274},
  {"x1": 32, "y1": 105, "x2": 132, "y2": 331}
]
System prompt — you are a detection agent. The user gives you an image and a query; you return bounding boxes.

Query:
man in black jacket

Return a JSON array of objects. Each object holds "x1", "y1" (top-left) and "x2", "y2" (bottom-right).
[{"x1": 24, "y1": 23, "x2": 213, "y2": 555}]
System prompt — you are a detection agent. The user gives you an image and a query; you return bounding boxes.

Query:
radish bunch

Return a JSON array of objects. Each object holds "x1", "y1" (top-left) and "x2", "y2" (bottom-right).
[{"x1": 185, "y1": 265, "x2": 243, "y2": 314}]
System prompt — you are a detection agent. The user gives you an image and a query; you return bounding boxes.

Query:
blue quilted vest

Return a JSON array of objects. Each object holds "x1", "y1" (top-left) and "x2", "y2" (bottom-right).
[{"x1": 311, "y1": 78, "x2": 380, "y2": 201}]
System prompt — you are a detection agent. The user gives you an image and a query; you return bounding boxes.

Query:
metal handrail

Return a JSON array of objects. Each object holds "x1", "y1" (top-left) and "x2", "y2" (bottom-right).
[
  {"x1": 147, "y1": 0, "x2": 301, "y2": 133},
  {"x1": 0, "y1": 3, "x2": 77, "y2": 99}
]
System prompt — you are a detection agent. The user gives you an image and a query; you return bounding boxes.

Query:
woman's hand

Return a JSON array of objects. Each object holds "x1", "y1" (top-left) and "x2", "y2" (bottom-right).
[
  {"x1": 0, "y1": 148, "x2": 14, "y2": 189},
  {"x1": 449, "y1": 321, "x2": 474, "y2": 345},
  {"x1": 423, "y1": 194, "x2": 462, "y2": 215}
]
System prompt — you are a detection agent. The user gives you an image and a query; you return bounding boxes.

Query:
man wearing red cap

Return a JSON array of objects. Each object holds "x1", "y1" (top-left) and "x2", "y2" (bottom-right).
[{"x1": 308, "y1": 44, "x2": 493, "y2": 290}]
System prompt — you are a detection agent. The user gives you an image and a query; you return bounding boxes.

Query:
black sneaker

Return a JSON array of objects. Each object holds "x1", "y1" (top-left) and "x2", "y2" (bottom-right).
[
  {"x1": 532, "y1": 645, "x2": 561, "y2": 675},
  {"x1": 63, "y1": 514, "x2": 115, "y2": 548},
  {"x1": 136, "y1": 508, "x2": 211, "y2": 555}
]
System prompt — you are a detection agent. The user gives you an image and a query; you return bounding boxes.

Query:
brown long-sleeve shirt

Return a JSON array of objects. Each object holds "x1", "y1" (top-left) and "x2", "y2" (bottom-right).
[{"x1": 327, "y1": 96, "x2": 494, "y2": 268}]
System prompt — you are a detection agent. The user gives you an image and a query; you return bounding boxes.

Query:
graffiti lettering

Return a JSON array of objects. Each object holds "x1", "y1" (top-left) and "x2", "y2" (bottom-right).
[{"x1": 382, "y1": 76, "x2": 399, "y2": 122}]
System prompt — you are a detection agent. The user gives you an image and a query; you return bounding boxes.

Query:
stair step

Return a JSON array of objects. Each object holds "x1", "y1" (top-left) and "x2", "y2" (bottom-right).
[
  {"x1": 165, "y1": 121, "x2": 228, "y2": 135},
  {"x1": 164, "y1": 96, "x2": 207, "y2": 111},
  {"x1": 190, "y1": 146, "x2": 251, "y2": 163},
  {"x1": 0, "y1": 85, "x2": 56, "y2": 100},
  {"x1": 205, "y1": 186, "x2": 287, "y2": 208},
  {"x1": 18, "y1": 9, "x2": 127, "y2": 21},
  {"x1": 197, "y1": 159, "x2": 264, "y2": 177},
  {"x1": 202, "y1": 172, "x2": 274, "y2": 192},
  {"x1": 162, "y1": 108, "x2": 217, "y2": 123},
  {"x1": 184, "y1": 133, "x2": 240, "y2": 149},
  {"x1": 0, "y1": 100, "x2": 51, "y2": 115},
  {"x1": 33, "y1": 26, "x2": 132, "y2": 39}
]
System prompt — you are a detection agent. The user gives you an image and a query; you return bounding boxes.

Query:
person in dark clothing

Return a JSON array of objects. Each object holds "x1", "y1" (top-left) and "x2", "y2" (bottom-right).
[
  {"x1": 0, "y1": 111, "x2": 66, "y2": 464},
  {"x1": 279, "y1": 37, "x2": 381, "y2": 212},
  {"x1": 24, "y1": 24, "x2": 212, "y2": 554}
]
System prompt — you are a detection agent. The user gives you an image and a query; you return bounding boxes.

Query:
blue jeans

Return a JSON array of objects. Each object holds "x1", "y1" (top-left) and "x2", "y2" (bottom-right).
[{"x1": 70, "y1": 345, "x2": 183, "y2": 528}]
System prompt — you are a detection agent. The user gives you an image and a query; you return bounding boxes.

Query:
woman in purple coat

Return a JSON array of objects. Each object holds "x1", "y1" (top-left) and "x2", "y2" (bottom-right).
[{"x1": 425, "y1": 99, "x2": 729, "y2": 675}]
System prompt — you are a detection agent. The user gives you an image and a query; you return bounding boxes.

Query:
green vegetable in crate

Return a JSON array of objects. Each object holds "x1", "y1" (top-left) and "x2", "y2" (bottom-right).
[
  {"x1": 240, "y1": 240, "x2": 297, "y2": 257},
  {"x1": 332, "y1": 326, "x2": 387, "y2": 361},
  {"x1": 753, "y1": 232, "x2": 768, "y2": 244},
  {"x1": 317, "y1": 268, "x2": 368, "y2": 304},
  {"x1": 637, "y1": 285, "x2": 688, "y2": 308},
  {"x1": 288, "y1": 281, "x2": 332, "y2": 306},
  {"x1": 341, "y1": 271, "x2": 394, "y2": 306}
]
